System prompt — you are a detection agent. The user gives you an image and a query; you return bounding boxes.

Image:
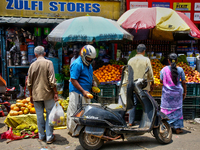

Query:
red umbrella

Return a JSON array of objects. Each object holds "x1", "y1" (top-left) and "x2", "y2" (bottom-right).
[{"x1": 117, "y1": 7, "x2": 200, "y2": 40}]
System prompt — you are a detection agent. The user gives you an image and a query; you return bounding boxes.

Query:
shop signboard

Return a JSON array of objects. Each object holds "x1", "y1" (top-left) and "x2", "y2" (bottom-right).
[
  {"x1": 173, "y1": 2, "x2": 191, "y2": 11},
  {"x1": 152, "y1": 2, "x2": 170, "y2": 8},
  {"x1": 0, "y1": 0, "x2": 121, "y2": 20},
  {"x1": 194, "y1": 13, "x2": 200, "y2": 21},
  {"x1": 34, "y1": 27, "x2": 41, "y2": 36},
  {"x1": 184, "y1": 13, "x2": 191, "y2": 19},
  {"x1": 130, "y1": 2, "x2": 148, "y2": 9},
  {"x1": 194, "y1": 3, "x2": 200, "y2": 11},
  {"x1": 44, "y1": 28, "x2": 50, "y2": 35}
]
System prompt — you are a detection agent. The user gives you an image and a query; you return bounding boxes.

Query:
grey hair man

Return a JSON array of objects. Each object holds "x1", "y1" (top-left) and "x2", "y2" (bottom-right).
[
  {"x1": 127, "y1": 44, "x2": 154, "y2": 126},
  {"x1": 27, "y1": 45, "x2": 58, "y2": 144}
]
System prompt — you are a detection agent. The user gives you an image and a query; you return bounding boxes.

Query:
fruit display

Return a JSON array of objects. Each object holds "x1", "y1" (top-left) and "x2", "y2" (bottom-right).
[
  {"x1": 151, "y1": 59, "x2": 165, "y2": 86},
  {"x1": 177, "y1": 62, "x2": 200, "y2": 83},
  {"x1": 109, "y1": 59, "x2": 125, "y2": 65},
  {"x1": 177, "y1": 54, "x2": 189, "y2": 65},
  {"x1": 12, "y1": 124, "x2": 38, "y2": 137},
  {"x1": 62, "y1": 64, "x2": 70, "y2": 77},
  {"x1": 9, "y1": 97, "x2": 35, "y2": 116},
  {"x1": 93, "y1": 64, "x2": 123, "y2": 83},
  {"x1": 58, "y1": 97, "x2": 69, "y2": 112}
]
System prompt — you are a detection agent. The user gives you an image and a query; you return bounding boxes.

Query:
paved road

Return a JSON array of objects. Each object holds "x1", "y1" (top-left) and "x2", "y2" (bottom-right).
[{"x1": 0, "y1": 116, "x2": 200, "y2": 150}]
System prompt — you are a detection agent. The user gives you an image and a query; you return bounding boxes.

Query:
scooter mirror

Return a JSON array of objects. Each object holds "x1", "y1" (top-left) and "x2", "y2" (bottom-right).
[{"x1": 143, "y1": 66, "x2": 149, "y2": 79}]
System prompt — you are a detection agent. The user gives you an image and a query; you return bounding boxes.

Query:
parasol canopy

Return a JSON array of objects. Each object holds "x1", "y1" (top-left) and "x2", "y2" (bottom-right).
[
  {"x1": 47, "y1": 16, "x2": 133, "y2": 43},
  {"x1": 117, "y1": 7, "x2": 200, "y2": 41}
]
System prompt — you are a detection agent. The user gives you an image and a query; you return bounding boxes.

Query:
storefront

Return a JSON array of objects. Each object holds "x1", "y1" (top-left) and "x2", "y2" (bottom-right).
[
  {"x1": 123, "y1": 0, "x2": 200, "y2": 120},
  {"x1": 0, "y1": 0, "x2": 122, "y2": 93}
]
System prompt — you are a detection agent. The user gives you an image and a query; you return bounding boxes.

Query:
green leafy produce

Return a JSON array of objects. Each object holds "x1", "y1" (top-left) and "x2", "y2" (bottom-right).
[{"x1": 177, "y1": 55, "x2": 189, "y2": 65}]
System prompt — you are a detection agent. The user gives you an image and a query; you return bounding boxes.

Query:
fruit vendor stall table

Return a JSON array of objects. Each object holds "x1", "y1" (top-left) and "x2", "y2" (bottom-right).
[{"x1": 4, "y1": 113, "x2": 67, "y2": 130}]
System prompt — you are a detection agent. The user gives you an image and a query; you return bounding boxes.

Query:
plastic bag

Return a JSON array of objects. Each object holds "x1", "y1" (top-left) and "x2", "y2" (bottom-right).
[{"x1": 49, "y1": 101, "x2": 65, "y2": 126}]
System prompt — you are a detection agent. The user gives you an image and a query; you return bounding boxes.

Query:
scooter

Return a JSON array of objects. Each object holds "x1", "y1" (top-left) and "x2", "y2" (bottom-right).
[{"x1": 72, "y1": 65, "x2": 172, "y2": 150}]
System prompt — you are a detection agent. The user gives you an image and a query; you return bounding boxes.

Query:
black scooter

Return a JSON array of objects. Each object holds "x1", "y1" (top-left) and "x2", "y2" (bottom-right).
[{"x1": 72, "y1": 65, "x2": 172, "y2": 150}]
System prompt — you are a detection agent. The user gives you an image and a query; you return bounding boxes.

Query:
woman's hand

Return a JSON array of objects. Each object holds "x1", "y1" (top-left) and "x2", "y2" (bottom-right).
[{"x1": 183, "y1": 93, "x2": 187, "y2": 100}]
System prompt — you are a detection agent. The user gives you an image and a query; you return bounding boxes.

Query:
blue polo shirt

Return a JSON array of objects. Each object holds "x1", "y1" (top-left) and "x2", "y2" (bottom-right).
[{"x1": 69, "y1": 56, "x2": 93, "y2": 94}]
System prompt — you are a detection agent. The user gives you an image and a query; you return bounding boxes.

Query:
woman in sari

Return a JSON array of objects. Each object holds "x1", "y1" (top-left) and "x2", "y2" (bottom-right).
[{"x1": 160, "y1": 53, "x2": 187, "y2": 134}]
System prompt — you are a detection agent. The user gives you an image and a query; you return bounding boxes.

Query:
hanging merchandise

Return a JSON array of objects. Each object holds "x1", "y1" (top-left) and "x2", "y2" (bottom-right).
[
  {"x1": 28, "y1": 43, "x2": 35, "y2": 55},
  {"x1": 34, "y1": 28, "x2": 41, "y2": 36},
  {"x1": 44, "y1": 28, "x2": 50, "y2": 35}
]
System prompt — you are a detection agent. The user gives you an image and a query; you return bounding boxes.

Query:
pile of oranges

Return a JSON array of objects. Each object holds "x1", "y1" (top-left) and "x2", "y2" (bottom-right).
[
  {"x1": 93, "y1": 64, "x2": 122, "y2": 83},
  {"x1": 9, "y1": 97, "x2": 37, "y2": 116}
]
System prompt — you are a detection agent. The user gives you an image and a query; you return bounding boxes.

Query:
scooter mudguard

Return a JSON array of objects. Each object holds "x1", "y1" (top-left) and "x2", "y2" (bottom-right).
[
  {"x1": 73, "y1": 125, "x2": 84, "y2": 137},
  {"x1": 73, "y1": 105, "x2": 127, "y2": 128},
  {"x1": 154, "y1": 111, "x2": 169, "y2": 128}
]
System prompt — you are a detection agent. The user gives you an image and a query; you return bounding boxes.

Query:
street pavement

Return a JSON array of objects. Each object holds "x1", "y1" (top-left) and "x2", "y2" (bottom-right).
[{"x1": 1, "y1": 116, "x2": 200, "y2": 150}]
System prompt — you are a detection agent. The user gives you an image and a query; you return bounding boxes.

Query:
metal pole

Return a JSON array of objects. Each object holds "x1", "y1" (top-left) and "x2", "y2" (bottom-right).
[{"x1": 0, "y1": 27, "x2": 6, "y2": 81}]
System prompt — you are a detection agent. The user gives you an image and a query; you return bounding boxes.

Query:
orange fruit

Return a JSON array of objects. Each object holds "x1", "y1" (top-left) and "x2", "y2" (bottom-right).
[
  {"x1": 13, "y1": 106, "x2": 20, "y2": 111},
  {"x1": 30, "y1": 107, "x2": 36, "y2": 114},
  {"x1": 11, "y1": 104, "x2": 16, "y2": 110}
]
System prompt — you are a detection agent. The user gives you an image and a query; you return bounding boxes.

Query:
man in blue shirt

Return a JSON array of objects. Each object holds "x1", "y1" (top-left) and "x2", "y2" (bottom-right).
[{"x1": 67, "y1": 45, "x2": 96, "y2": 136}]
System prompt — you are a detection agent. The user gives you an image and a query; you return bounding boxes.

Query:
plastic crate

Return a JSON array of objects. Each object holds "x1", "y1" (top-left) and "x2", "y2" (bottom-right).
[
  {"x1": 195, "y1": 108, "x2": 200, "y2": 118},
  {"x1": 98, "y1": 84, "x2": 116, "y2": 98},
  {"x1": 183, "y1": 107, "x2": 196, "y2": 120},
  {"x1": 196, "y1": 84, "x2": 200, "y2": 96},
  {"x1": 183, "y1": 98, "x2": 196, "y2": 107},
  {"x1": 98, "y1": 97, "x2": 116, "y2": 105},
  {"x1": 150, "y1": 85, "x2": 162, "y2": 97},
  {"x1": 195, "y1": 97, "x2": 200, "y2": 109},
  {"x1": 186, "y1": 83, "x2": 196, "y2": 96}
]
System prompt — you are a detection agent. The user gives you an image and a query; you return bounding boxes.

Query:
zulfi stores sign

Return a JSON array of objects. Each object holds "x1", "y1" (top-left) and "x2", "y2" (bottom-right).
[{"x1": 0, "y1": 0, "x2": 121, "y2": 19}]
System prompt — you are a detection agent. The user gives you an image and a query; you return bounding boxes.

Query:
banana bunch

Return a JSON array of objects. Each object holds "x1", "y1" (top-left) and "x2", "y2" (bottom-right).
[
  {"x1": 13, "y1": 129, "x2": 21, "y2": 136},
  {"x1": 16, "y1": 123, "x2": 30, "y2": 130},
  {"x1": 29, "y1": 125, "x2": 38, "y2": 131},
  {"x1": 92, "y1": 86, "x2": 100, "y2": 93},
  {"x1": 63, "y1": 65, "x2": 70, "y2": 77},
  {"x1": 61, "y1": 97, "x2": 69, "y2": 111}
]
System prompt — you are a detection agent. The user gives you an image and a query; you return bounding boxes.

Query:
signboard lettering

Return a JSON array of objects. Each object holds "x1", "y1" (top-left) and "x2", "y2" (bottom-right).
[
  {"x1": 173, "y1": 3, "x2": 191, "y2": 11},
  {"x1": 2, "y1": 0, "x2": 120, "y2": 19},
  {"x1": 6, "y1": 0, "x2": 100, "y2": 12},
  {"x1": 130, "y1": 2, "x2": 148, "y2": 9},
  {"x1": 152, "y1": 2, "x2": 170, "y2": 8}
]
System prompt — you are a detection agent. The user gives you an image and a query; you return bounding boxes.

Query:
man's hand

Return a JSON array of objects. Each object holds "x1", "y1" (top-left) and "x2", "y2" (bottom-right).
[
  {"x1": 82, "y1": 90, "x2": 90, "y2": 99},
  {"x1": 54, "y1": 93, "x2": 58, "y2": 102},
  {"x1": 30, "y1": 96, "x2": 33, "y2": 104}
]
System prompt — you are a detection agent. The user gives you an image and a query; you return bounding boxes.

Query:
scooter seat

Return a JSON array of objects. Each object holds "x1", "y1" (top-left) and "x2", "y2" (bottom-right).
[{"x1": 112, "y1": 108, "x2": 126, "y2": 119}]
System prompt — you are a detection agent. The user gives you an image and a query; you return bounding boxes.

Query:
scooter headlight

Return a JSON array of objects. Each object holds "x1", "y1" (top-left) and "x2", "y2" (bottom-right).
[{"x1": 75, "y1": 110, "x2": 85, "y2": 117}]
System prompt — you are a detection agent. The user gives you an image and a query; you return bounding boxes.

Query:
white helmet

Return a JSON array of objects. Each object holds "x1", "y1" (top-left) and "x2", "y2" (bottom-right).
[{"x1": 80, "y1": 45, "x2": 96, "y2": 66}]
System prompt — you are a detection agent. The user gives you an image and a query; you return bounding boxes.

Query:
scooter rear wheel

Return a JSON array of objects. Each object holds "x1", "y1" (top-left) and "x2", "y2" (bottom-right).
[
  {"x1": 79, "y1": 128, "x2": 104, "y2": 150},
  {"x1": 153, "y1": 120, "x2": 172, "y2": 144}
]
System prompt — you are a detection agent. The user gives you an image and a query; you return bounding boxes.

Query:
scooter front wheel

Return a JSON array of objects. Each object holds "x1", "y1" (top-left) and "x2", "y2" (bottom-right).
[
  {"x1": 79, "y1": 128, "x2": 104, "y2": 150},
  {"x1": 153, "y1": 120, "x2": 172, "y2": 144}
]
